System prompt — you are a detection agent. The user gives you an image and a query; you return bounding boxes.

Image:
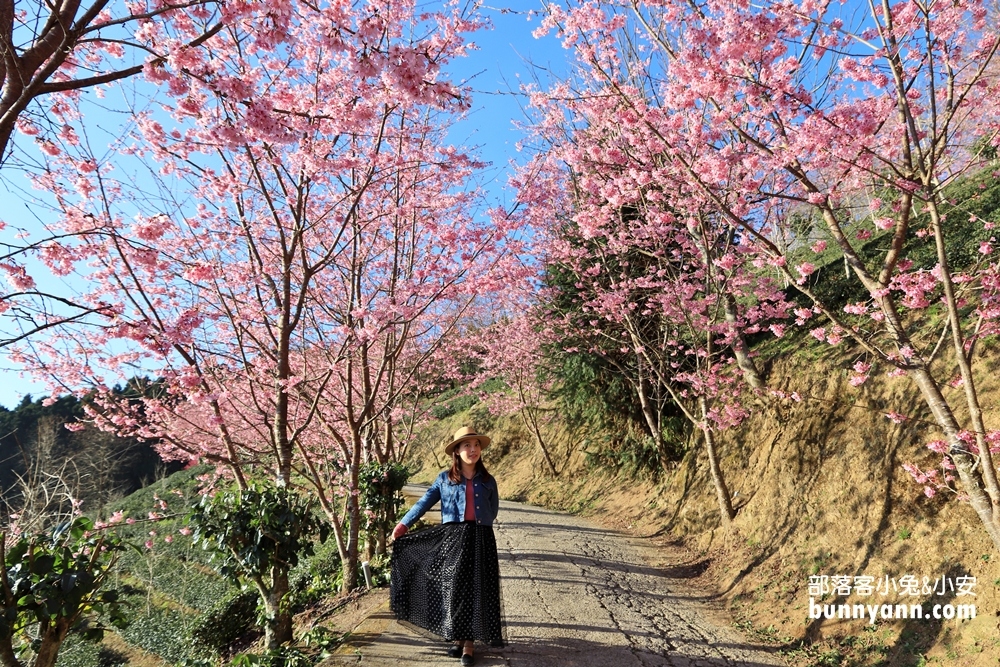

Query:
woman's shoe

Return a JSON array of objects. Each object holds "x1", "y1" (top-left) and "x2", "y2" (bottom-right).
[
  {"x1": 461, "y1": 654, "x2": 474, "y2": 666},
  {"x1": 447, "y1": 644, "x2": 462, "y2": 658}
]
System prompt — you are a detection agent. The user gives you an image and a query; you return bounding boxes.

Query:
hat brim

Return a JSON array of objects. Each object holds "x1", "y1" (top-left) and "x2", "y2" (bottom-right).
[{"x1": 445, "y1": 434, "x2": 491, "y2": 456}]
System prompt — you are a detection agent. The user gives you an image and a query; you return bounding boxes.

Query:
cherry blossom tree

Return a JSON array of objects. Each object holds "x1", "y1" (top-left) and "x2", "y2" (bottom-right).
[
  {"x1": 1, "y1": 0, "x2": 229, "y2": 348},
  {"x1": 7, "y1": 0, "x2": 528, "y2": 642},
  {"x1": 517, "y1": 27, "x2": 790, "y2": 520},
  {"x1": 470, "y1": 312, "x2": 562, "y2": 475},
  {"x1": 536, "y1": 0, "x2": 1000, "y2": 548},
  {"x1": 518, "y1": 150, "x2": 788, "y2": 521},
  {"x1": 0, "y1": 0, "x2": 227, "y2": 161}
]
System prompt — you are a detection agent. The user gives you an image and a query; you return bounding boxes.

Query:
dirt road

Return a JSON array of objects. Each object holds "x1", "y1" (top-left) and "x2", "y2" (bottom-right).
[{"x1": 324, "y1": 490, "x2": 784, "y2": 667}]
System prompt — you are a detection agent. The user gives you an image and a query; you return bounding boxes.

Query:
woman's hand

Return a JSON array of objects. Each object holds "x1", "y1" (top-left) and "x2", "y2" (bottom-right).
[{"x1": 391, "y1": 523, "x2": 408, "y2": 540}]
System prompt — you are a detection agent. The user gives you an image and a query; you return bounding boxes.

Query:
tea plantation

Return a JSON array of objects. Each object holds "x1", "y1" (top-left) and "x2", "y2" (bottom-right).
[{"x1": 54, "y1": 466, "x2": 346, "y2": 667}]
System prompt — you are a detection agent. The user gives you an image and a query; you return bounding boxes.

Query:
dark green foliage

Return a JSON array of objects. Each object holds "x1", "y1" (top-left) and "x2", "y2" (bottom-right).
[
  {"x1": 106, "y1": 465, "x2": 236, "y2": 611},
  {"x1": 288, "y1": 534, "x2": 343, "y2": 610},
  {"x1": 94, "y1": 466, "x2": 249, "y2": 663},
  {"x1": 229, "y1": 645, "x2": 312, "y2": 667},
  {"x1": 299, "y1": 625, "x2": 345, "y2": 659},
  {"x1": 582, "y1": 422, "x2": 682, "y2": 479},
  {"x1": 790, "y1": 168, "x2": 1000, "y2": 314},
  {"x1": 430, "y1": 388, "x2": 478, "y2": 419},
  {"x1": 430, "y1": 377, "x2": 512, "y2": 419},
  {"x1": 548, "y1": 351, "x2": 649, "y2": 432},
  {"x1": 539, "y1": 216, "x2": 691, "y2": 473},
  {"x1": 124, "y1": 553, "x2": 234, "y2": 615},
  {"x1": 1, "y1": 517, "x2": 132, "y2": 663},
  {"x1": 54, "y1": 644, "x2": 129, "y2": 667},
  {"x1": 224, "y1": 625, "x2": 344, "y2": 666},
  {"x1": 0, "y1": 390, "x2": 182, "y2": 521},
  {"x1": 359, "y1": 461, "x2": 409, "y2": 539},
  {"x1": 115, "y1": 582, "x2": 254, "y2": 662},
  {"x1": 188, "y1": 590, "x2": 259, "y2": 655},
  {"x1": 918, "y1": 171, "x2": 1000, "y2": 269},
  {"x1": 102, "y1": 466, "x2": 343, "y2": 662},
  {"x1": 118, "y1": 604, "x2": 190, "y2": 663},
  {"x1": 188, "y1": 482, "x2": 331, "y2": 585},
  {"x1": 543, "y1": 347, "x2": 688, "y2": 474},
  {"x1": 106, "y1": 465, "x2": 208, "y2": 531},
  {"x1": 188, "y1": 480, "x2": 331, "y2": 647}
]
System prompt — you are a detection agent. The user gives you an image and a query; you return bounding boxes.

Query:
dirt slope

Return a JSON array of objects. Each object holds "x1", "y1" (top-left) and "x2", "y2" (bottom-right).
[{"x1": 406, "y1": 352, "x2": 1000, "y2": 667}]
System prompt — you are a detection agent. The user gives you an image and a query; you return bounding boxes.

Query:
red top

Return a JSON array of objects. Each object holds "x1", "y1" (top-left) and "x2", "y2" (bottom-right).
[{"x1": 464, "y1": 477, "x2": 476, "y2": 521}]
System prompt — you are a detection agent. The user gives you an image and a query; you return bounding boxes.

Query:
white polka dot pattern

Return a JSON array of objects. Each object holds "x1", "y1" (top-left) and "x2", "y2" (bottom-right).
[{"x1": 390, "y1": 521, "x2": 506, "y2": 647}]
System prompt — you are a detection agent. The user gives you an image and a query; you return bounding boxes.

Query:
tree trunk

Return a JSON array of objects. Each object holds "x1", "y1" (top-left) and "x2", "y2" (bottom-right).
[
  {"x1": 518, "y1": 400, "x2": 558, "y2": 476},
  {"x1": 376, "y1": 528, "x2": 387, "y2": 556},
  {"x1": 635, "y1": 374, "x2": 662, "y2": 446},
  {"x1": 700, "y1": 396, "x2": 735, "y2": 525},
  {"x1": 724, "y1": 293, "x2": 765, "y2": 390},
  {"x1": 908, "y1": 367, "x2": 1000, "y2": 551},
  {"x1": 342, "y1": 437, "x2": 362, "y2": 593},
  {"x1": 0, "y1": 640, "x2": 19, "y2": 667},
  {"x1": 263, "y1": 565, "x2": 292, "y2": 649},
  {"x1": 926, "y1": 202, "x2": 1000, "y2": 518},
  {"x1": 31, "y1": 618, "x2": 70, "y2": 667}
]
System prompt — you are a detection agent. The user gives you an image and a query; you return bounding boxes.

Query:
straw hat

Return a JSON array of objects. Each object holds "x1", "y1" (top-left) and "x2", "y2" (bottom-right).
[{"x1": 444, "y1": 426, "x2": 491, "y2": 456}]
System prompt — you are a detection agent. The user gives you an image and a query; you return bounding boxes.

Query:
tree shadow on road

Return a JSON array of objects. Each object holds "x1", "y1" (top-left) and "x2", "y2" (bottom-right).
[
  {"x1": 497, "y1": 549, "x2": 675, "y2": 580},
  {"x1": 339, "y1": 612, "x2": 785, "y2": 667}
]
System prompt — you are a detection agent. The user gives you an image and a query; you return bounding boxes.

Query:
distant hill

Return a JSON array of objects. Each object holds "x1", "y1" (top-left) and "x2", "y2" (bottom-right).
[{"x1": 0, "y1": 393, "x2": 181, "y2": 522}]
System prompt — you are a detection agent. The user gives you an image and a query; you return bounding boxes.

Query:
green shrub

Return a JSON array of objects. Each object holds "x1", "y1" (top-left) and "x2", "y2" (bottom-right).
[
  {"x1": 431, "y1": 392, "x2": 478, "y2": 419},
  {"x1": 119, "y1": 604, "x2": 190, "y2": 663},
  {"x1": 188, "y1": 481, "x2": 331, "y2": 646},
  {"x1": 143, "y1": 556, "x2": 235, "y2": 612},
  {"x1": 288, "y1": 534, "x2": 343, "y2": 610},
  {"x1": 359, "y1": 460, "x2": 409, "y2": 551},
  {"x1": 54, "y1": 641, "x2": 129, "y2": 667},
  {"x1": 106, "y1": 465, "x2": 211, "y2": 526},
  {"x1": 366, "y1": 553, "x2": 392, "y2": 588},
  {"x1": 229, "y1": 645, "x2": 311, "y2": 667},
  {"x1": 583, "y1": 426, "x2": 679, "y2": 479},
  {"x1": 189, "y1": 590, "x2": 259, "y2": 656},
  {"x1": 54, "y1": 636, "x2": 99, "y2": 667},
  {"x1": 2, "y1": 517, "x2": 131, "y2": 666}
]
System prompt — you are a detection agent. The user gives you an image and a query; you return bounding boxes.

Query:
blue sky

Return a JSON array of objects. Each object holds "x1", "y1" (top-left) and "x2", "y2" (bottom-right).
[
  {"x1": 441, "y1": 2, "x2": 569, "y2": 198},
  {"x1": 0, "y1": 1, "x2": 570, "y2": 410}
]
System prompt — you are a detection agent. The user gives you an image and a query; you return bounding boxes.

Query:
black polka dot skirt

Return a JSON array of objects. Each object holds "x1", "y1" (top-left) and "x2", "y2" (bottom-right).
[{"x1": 390, "y1": 521, "x2": 506, "y2": 647}]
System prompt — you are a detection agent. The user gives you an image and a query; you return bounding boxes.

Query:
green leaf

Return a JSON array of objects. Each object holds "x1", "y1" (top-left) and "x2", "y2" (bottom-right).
[
  {"x1": 61, "y1": 572, "x2": 79, "y2": 592},
  {"x1": 5, "y1": 540, "x2": 28, "y2": 565},
  {"x1": 80, "y1": 627, "x2": 105, "y2": 642},
  {"x1": 70, "y1": 517, "x2": 94, "y2": 539},
  {"x1": 51, "y1": 520, "x2": 72, "y2": 542},
  {"x1": 30, "y1": 554, "x2": 56, "y2": 575}
]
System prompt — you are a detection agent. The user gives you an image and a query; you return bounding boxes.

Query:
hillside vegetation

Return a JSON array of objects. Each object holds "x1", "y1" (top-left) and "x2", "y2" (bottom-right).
[
  {"x1": 33, "y1": 464, "x2": 371, "y2": 667},
  {"x1": 0, "y1": 394, "x2": 179, "y2": 526}
]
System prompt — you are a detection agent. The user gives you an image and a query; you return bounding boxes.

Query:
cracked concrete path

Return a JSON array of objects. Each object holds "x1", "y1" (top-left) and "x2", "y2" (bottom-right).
[{"x1": 323, "y1": 489, "x2": 784, "y2": 667}]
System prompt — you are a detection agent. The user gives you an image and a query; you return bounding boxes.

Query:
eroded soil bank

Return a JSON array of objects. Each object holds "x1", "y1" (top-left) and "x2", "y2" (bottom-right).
[{"x1": 406, "y1": 353, "x2": 1000, "y2": 667}]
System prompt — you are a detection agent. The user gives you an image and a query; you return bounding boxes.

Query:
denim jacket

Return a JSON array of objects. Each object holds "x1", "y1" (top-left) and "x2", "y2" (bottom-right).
[{"x1": 400, "y1": 470, "x2": 499, "y2": 527}]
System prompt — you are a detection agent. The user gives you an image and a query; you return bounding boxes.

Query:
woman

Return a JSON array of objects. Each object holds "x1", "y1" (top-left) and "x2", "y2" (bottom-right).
[{"x1": 389, "y1": 426, "x2": 505, "y2": 665}]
